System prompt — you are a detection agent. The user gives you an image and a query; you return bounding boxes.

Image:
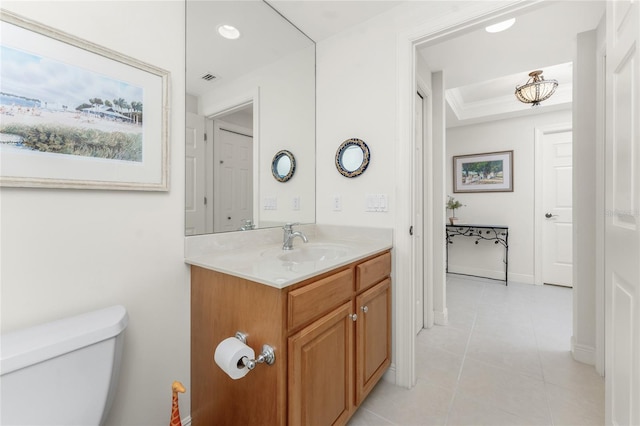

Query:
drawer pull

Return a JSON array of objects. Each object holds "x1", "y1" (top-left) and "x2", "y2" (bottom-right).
[
  {"x1": 349, "y1": 313, "x2": 358, "y2": 322},
  {"x1": 361, "y1": 305, "x2": 369, "y2": 314}
]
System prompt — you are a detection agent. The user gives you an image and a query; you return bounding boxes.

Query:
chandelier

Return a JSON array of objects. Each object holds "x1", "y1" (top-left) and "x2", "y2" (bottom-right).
[{"x1": 515, "y1": 70, "x2": 558, "y2": 106}]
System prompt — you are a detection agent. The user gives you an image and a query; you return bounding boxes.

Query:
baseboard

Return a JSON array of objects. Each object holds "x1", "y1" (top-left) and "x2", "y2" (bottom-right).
[
  {"x1": 382, "y1": 363, "x2": 396, "y2": 384},
  {"x1": 571, "y1": 336, "x2": 596, "y2": 365},
  {"x1": 447, "y1": 266, "x2": 534, "y2": 284},
  {"x1": 434, "y1": 308, "x2": 448, "y2": 325},
  {"x1": 181, "y1": 415, "x2": 192, "y2": 426},
  {"x1": 508, "y1": 272, "x2": 534, "y2": 285}
]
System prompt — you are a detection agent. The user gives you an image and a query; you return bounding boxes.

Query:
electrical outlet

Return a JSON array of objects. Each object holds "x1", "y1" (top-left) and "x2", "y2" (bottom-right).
[
  {"x1": 333, "y1": 195, "x2": 342, "y2": 211},
  {"x1": 292, "y1": 196, "x2": 300, "y2": 210}
]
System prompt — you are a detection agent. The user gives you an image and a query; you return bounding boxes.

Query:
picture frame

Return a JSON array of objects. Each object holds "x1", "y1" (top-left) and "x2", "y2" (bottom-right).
[
  {"x1": 453, "y1": 150, "x2": 513, "y2": 193},
  {"x1": 0, "y1": 10, "x2": 170, "y2": 191}
]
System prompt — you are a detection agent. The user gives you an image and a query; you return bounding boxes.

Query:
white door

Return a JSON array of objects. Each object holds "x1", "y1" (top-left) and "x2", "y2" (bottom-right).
[
  {"x1": 185, "y1": 112, "x2": 206, "y2": 235},
  {"x1": 213, "y1": 120, "x2": 253, "y2": 233},
  {"x1": 414, "y1": 91, "x2": 424, "y2": 332},
  {"x1": 605, "y1": 1, "x2": 640, "y2": 424},
  {"x1": 542, "y1": 129, "x2": 573, "y2": 287}
]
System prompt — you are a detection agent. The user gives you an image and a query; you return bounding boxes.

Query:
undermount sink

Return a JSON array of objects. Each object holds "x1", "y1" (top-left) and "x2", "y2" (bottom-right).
[{"x1": 262, "y1": 244, "x2": 350, "y2": 263}]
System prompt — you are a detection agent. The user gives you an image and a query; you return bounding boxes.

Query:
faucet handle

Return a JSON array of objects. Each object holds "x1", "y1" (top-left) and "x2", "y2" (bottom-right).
[{"x1": 283, "y1": 222, "x2": 300, "y2": 230}]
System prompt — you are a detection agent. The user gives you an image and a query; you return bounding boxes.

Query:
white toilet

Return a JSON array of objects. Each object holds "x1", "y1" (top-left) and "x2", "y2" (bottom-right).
[{"x1": 0, "y1": 305, "x2": 128, "y2": 426}]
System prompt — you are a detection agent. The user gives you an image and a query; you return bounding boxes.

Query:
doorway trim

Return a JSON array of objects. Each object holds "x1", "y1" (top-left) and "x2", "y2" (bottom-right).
[
  {"x1": 416, "y1": 78, "x2": 434, "y2": 331},
  {"x1": 394, "y1": 0, "x2": 553, "y2": 388},
  {"x1": 210, "y1": 119, "x2": 254, "y2": 233},
  {"x1": 533, "y1": 122, "x2": 573, "y2": 286},
  {"x1": 205, "y1": 88, "x2": 260, "y2": 231}
]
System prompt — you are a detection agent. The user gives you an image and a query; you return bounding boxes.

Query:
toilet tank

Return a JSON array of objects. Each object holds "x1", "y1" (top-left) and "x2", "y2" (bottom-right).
[{"x1": 0, "y1": 305, "x2": 128, "y2": 426}]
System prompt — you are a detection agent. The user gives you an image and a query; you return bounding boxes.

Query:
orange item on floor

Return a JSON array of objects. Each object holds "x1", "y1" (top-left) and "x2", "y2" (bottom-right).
[{"x1": 170, "y1": 381, "x2": 186, "y2": 426}]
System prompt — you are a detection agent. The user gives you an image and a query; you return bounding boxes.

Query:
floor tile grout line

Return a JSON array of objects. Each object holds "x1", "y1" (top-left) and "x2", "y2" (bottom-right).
[
  {"x1": 530, "y1": 285, "x2": 556, "y2": 426},
  {"x1": 443, "y1": 281, "x2": 484, "y2": 426},
  {"x1": 447, "y1": 278, "x2": 563, "y2": 423},
  {"x1": 355, "y1": 407, "x2": 399, "y2": 426}
]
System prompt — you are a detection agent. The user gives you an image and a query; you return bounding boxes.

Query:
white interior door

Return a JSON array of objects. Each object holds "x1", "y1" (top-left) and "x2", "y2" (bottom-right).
[
  {"x1": 213, "y1": 120, "x2": 253, "y2": 233},
  {"x1": 605, "y1": 1, "x2": 640, "y2": 424},
  {"x1": 542, "y1": 129, "x2": 573, "y2": 287},
  {"x1": 414, "y1": 90, "x2": 424, "y2": 332},
  {"x1": 185, "y1": 112, "x2": 206, "y2": 235}
]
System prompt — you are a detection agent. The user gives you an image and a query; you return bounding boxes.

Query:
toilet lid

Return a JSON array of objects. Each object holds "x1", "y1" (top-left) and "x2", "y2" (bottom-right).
[{"x1": 0, "y1": 305, "x2": 128, "y2": 375}]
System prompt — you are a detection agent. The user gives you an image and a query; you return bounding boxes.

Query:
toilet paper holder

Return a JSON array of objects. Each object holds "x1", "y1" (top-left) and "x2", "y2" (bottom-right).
[{"x1": 234, "y1": 331, "x2": 275, "y2": 370}]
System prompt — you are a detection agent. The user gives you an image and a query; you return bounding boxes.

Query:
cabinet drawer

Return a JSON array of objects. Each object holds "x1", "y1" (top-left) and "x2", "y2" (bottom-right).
[
  {"x1": 288, "y1": 269, "x2": 353, "y2": 331},
  {"x1": 356, "y1": 251, "x2": 391, "y2": 292}
]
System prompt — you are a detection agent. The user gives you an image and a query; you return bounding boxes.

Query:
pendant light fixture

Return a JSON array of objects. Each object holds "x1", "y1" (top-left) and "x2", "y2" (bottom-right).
[{"x1": 515, "y1": 70, "x2": 558, "y2": 106}]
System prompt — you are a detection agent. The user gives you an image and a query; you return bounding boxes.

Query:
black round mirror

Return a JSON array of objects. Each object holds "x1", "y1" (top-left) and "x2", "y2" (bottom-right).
[
  {"x1": 335, "y1": 138, "x2": 370, "y2": 178},
  {"x1": 271, "y1": 150, "x2": 296, "y2": 182}
]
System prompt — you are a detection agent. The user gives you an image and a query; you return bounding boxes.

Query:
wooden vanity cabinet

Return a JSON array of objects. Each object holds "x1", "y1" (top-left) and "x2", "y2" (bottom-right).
[
  {"x1": 288, "y1": 301, "x2": 355, "y2": 426},
  {"x1": 190, "y1": 250, "x2": 391, "y2": 426},
  {"x1": 355, "y1": 278, "x2": 391, "y2": 405}
]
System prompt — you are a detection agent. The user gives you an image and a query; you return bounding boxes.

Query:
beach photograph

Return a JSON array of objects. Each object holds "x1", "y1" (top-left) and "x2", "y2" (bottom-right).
[{"x1": 0, "y1": 44, "x2": 144, "y2": 162}]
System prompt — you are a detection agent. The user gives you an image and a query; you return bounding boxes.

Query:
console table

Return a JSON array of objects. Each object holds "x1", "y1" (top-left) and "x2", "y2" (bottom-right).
[{"x1": 445, "y1": 224, "x2": 509, "y2": 285}]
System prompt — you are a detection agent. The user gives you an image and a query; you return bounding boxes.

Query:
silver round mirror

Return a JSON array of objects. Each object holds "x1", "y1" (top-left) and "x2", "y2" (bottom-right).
[
  {"x1": 271, "y1": 150, "x2": 296, "y2": 182},
  {"x1": 335, "y1": 138, "x2": 370, "y2": 178}
]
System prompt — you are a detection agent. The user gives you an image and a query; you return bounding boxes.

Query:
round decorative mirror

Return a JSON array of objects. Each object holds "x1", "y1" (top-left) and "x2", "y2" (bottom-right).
[
  {"x1": 335, "y1": 138, "x2": 370, "y2": 178},
  {"x1": 271, "y1": 150, "x2": 296, "y2": 182}
]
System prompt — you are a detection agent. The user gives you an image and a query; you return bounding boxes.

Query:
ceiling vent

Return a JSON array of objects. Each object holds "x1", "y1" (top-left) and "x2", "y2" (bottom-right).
[{"x1": 201, "y1": 73, "x2": 217, "y2": 81}]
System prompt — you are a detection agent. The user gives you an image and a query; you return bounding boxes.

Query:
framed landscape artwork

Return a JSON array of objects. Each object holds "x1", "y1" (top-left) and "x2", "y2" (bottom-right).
[
  {"x1": 453, "y1": 150, "x2": 513, "y2": 193},
  {"x1": 0, "y1": 10, "x2": 170, "y2": 190}
]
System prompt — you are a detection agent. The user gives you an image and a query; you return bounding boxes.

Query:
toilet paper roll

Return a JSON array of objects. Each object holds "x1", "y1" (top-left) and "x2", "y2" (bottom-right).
[{"x1": 214, "y1": 337, "x2": 255, "y2": 380}]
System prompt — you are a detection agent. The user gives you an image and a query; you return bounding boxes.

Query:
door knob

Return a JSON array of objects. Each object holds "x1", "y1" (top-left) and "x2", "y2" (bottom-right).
[{"x1": 545, "y1": 213, "x2": 558, "y2": 218}]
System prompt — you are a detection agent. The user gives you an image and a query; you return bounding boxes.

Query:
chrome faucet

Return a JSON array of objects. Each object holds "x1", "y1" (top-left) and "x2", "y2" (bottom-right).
[
  {"x1": 239, "y1": 219, "x2": 255, "y2": 231},
  {"x1": 282, "y1": 223, "x2": 308, "y2": 250}
]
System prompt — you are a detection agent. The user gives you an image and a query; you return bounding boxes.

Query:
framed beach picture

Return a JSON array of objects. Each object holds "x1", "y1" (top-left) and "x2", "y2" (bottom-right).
[
  {"x1": 0, "y1": 10, "x2": 170, "y2": 191},
  {"x1": 453, "y1": 150, "x2": 513, "y2": 193}
]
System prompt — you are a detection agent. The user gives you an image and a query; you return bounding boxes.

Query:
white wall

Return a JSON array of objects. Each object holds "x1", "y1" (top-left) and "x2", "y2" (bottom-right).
[
  {"x1": 186, "y1": 94, "x2": 198, "y2": 114},
  {"x1": 0, "y1": 2, "x2": 189, "y2": 425},
  {"x1": 572, "y1": 28, "x2": 599, "y2": 365},
  {"x1": 446, "y1": 110, "x2": 572, "y2": 283}
]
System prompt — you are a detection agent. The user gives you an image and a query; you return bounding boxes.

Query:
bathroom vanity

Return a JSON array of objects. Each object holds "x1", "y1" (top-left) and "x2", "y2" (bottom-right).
[{"x1": 185, "y1": 225, "x2": 392, "y2": 425}]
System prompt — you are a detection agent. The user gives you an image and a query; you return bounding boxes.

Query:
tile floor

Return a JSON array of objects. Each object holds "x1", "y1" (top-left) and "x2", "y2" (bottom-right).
[{"x1": 348, "y1": 274, "x2": 605, "y2": 426}]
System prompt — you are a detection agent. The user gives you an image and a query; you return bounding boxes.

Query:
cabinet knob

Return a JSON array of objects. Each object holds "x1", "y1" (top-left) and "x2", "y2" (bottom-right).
[
  {"x1": 349, "y1": 313, "x2": 358, "y2": 322},
  {"x1": 361, "y1": 306, "x2": 369, "y2": 314}
]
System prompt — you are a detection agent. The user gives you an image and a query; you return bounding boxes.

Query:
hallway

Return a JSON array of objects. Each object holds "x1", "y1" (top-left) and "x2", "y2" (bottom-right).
[{"x1": 349, "y1": 275, "x2": 604, "y2": 425}]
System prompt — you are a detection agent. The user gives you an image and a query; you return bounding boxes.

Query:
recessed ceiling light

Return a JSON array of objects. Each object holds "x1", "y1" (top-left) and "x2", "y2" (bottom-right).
[
  {"x1": 217, "y1": 24, "x2": 240, "y2": 40},
  {"x1": 485, "y1": 18, "x2": 515, "y2": 33}
]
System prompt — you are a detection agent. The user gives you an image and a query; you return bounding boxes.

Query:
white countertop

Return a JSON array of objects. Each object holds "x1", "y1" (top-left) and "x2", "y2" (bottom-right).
[{"x1": 184, "y1": 225, "x2": 393, "y2": 289}]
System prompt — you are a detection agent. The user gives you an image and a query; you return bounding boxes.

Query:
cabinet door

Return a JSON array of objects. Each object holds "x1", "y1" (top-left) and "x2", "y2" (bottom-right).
[
  {"x1": 289, "y1": 301, "x2": 354, "y2": 426},
  {"x1": 355, "y1": 278, "x2": 391, "y2": 405}
]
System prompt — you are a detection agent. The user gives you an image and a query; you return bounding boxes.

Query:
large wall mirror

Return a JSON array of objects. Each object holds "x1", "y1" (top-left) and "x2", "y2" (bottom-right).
[{"x1": 185, "y1": 0, "x2": 316, "y2": 236}]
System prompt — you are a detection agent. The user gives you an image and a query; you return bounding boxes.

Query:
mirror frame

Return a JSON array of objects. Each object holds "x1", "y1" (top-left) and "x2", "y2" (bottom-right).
[
  {"x1": 271, "y1": 150, "x2": 296, "y2": 182},
  {"x1": 335, "y1": 138, "x2": 370, "y2": 178}
]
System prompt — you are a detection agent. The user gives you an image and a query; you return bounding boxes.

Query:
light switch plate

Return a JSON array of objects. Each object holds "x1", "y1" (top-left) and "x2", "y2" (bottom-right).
[
  {"x1": 366, "y1": 194, "x2": 388, "y2": 212},
  {"x1": 264, "y1": 196, "x2": 277, "y2": 210}
]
